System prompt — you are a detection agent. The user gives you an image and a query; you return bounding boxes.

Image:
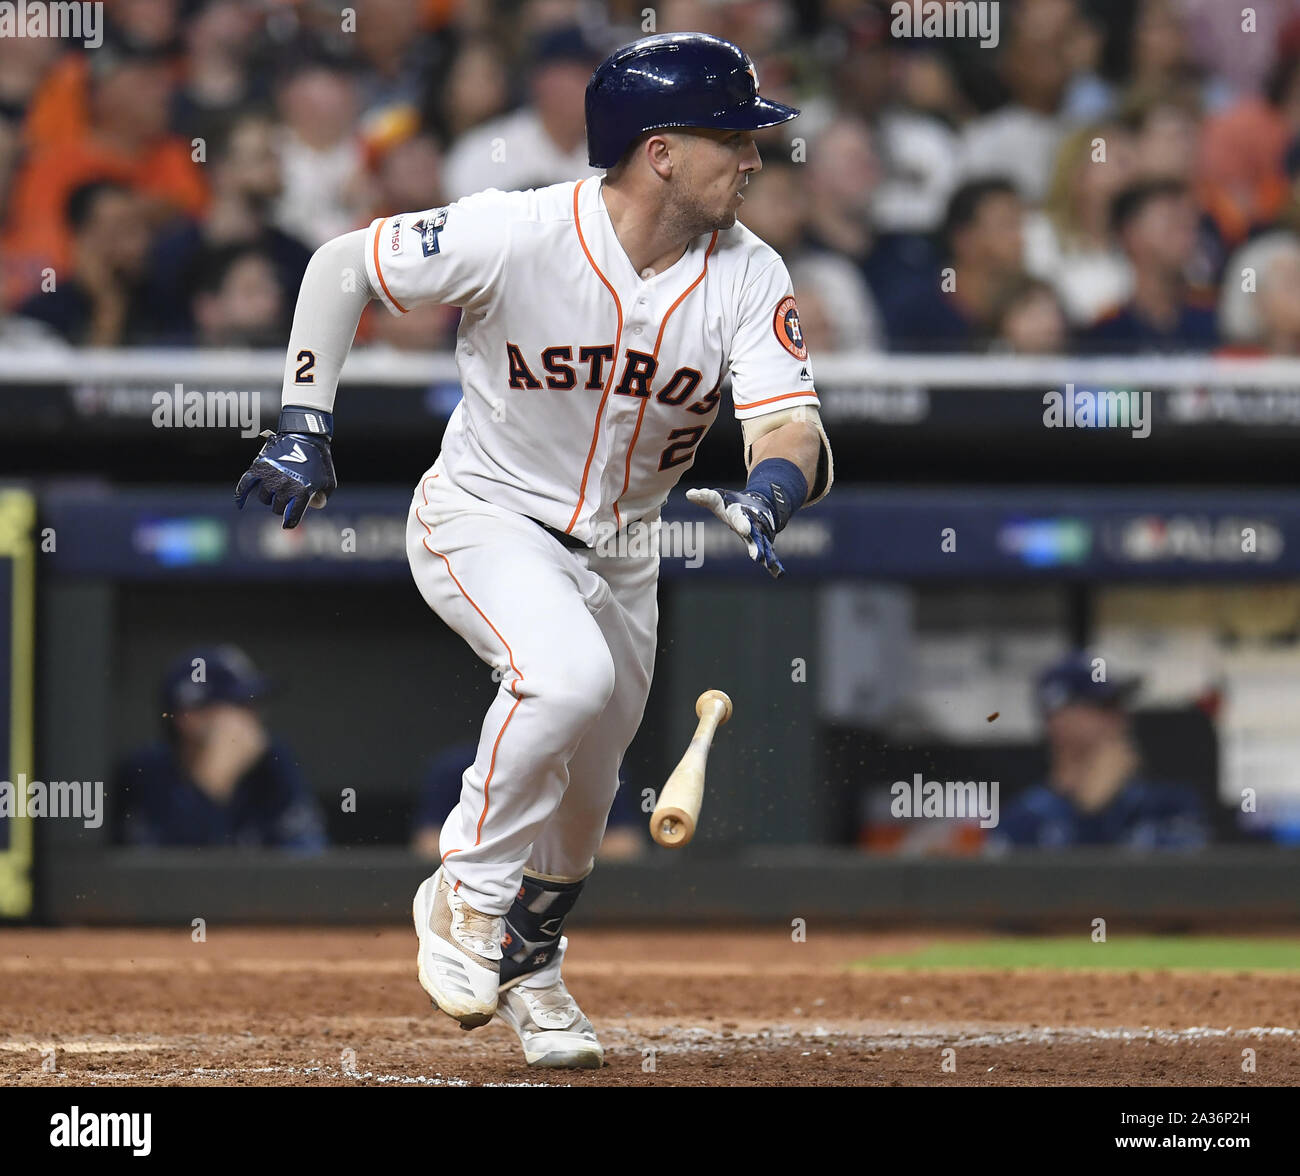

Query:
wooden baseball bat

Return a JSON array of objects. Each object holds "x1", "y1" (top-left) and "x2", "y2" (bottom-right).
[{"x1": 650, "y1": 689, "x2": 733, "y2": 848}]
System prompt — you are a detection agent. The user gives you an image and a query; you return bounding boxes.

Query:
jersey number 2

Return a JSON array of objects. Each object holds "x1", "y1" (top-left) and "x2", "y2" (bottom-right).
[{"x1": 658, "y1": 425, "x2": 705, "y2": 471}]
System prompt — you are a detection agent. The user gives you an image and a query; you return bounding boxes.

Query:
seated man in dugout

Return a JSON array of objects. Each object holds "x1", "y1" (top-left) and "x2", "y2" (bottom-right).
[
  {"x1": 991, "y1": 653, "x2": 1209, "y2": 851},
  {"x1": 113, "y1": 645, "x2": 327, "y2": 851}
]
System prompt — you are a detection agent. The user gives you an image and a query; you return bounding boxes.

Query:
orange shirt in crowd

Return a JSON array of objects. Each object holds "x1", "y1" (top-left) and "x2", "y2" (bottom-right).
[
  {"x1": 1197, "y1": 97, "x2": 1291, "y2": 246},
  {"x1": 21, "y1": 54, "x2": 91, "y2": 149},
  {"x1": 2, "y1": 134, "x2": 209, "y2": 308}
]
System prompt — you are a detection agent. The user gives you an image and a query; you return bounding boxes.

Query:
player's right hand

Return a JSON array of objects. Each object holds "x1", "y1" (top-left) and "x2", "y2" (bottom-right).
[
  {"x1": 235, "y1": 406, "x2": 337, "y2": 529},
  {"x1": 685, "y1": 486, "x2": 786, "y2": 579}
]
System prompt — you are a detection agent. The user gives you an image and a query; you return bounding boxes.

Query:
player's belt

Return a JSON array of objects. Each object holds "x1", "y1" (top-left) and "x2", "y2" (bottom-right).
[{"x1": 528, "y1": 517, "x2": 590, "y2": 552}]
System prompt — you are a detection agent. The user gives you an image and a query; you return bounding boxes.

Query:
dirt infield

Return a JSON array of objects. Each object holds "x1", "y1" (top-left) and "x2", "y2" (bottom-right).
[{"x1": 2, "y1": 927, "x2": 1297, "y2": 1087}]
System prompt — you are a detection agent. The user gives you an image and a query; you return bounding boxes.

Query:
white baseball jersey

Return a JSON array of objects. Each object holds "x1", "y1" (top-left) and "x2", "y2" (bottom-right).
[{"x1": 364, "y1": 177, "x2": 819, "y2": 543}]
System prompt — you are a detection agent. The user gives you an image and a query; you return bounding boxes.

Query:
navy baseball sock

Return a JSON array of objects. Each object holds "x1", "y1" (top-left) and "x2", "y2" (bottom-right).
[{"x1": 499, "y1": 870, "x2": 588, "y2": 986}]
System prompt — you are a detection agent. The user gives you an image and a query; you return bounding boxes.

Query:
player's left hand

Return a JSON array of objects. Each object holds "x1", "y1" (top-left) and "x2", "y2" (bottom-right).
[{"x1": 686, "y1": 486, "x2": 785, "y2": 579}]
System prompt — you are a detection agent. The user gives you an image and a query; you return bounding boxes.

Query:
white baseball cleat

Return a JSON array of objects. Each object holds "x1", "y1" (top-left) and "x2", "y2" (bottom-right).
[
  {"x1": 496, "y1": 937, "x2": 603, "y2": 1069},
  {"x1": 413, "y1": 868, "x2": 503, "y2": 1030}
]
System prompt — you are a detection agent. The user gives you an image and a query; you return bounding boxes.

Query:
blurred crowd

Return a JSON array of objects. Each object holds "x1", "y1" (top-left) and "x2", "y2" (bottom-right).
[{"x1": 4, "y1": 0, "x2": 1300, "y2": 355}]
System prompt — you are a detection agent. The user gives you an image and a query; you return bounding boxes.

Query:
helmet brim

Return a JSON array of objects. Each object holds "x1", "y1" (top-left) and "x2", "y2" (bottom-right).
[{"x1": 710, "y1": 96, "x2": 801, "y2": 130}]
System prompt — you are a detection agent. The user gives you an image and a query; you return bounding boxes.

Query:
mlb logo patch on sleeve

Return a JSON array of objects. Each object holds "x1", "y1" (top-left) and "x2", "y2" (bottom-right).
[
  {"x1": 411, "y1": 209, "x2": 449, "y2": 257},
  {"x1": 773, "y1": 295, "x2": 807, "y2": 360}
]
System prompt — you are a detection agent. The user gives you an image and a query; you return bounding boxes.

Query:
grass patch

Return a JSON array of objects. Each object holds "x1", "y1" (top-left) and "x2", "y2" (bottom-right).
[{"x1": 854, "y1": 936, "x2": 1300, "y2": 971}]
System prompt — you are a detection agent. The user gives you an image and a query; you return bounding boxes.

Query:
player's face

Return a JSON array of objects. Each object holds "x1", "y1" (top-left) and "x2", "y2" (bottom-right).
[{"x1": 674, "y1": 128, "x2": 763, "y2": 232}]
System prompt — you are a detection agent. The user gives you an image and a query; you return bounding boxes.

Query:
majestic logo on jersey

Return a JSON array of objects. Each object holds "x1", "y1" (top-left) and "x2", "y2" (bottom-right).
[
  {"x1": 773, "y1": 296, "x2": 807, "y2": 360},
  {"x1": 411, "y1": 209, "x2": 448, "y2": 257}
]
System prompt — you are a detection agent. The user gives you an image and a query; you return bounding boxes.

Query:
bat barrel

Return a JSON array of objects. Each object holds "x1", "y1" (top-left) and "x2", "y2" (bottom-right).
[
  {"x1": 654, "y1": 807, "x2": 695, "y2": 847},
  {"x1": 696, "y1": 689, "x2": 733, "y2": 724}
]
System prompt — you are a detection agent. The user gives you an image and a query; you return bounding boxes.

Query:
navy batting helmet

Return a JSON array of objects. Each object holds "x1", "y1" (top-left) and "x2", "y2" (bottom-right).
[{"x1": 585, "y1": 33, "x2": 800, "y2": 169}]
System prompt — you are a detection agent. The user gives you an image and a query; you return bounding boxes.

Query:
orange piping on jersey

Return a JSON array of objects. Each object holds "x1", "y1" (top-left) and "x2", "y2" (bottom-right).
[
  {"x1": 566, "y1": 178, "x2": 624, "y2": 534},
  {"x1": 372, "y1": 217, "x2": 410, "y2": 314},
  {"x1": 741, "y1": 389, "x2": 819, "y2": 411},
  {"x1": 418, "y1": 476, "x2": 519, "y2": 856},
  {"x1": 612, "y1": 231, "x2": 719, "y2": 526}
]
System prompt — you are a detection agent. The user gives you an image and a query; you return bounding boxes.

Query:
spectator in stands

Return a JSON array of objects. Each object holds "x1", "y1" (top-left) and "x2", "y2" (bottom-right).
[
  {"x1": 1196, "y1": 32, "x2": 1300, "y2": 248},
  {"x1": 353, "y1": 0, "x2": 441, "y2": 121},
  {"x1": 1218, "y1": 232, "x2": 1300, "y2": 355},
  {"x1": 270, "y1": 62, "x2": 368, "y2": 249},
  {"x1": 114, "y1": 646, "x2": 327, "y2": 851},
  {"x1": 172, "y1": 0, "x2": 271, "y2": 153},
  {"x1": 826, "y1": 7, "x2": 960, "y2": 236},
  {"x1": 1254, "y1": 241, "x2": 1300, "y2": 355},
  {"x1": 1125, "y1": 91, "x2": 1203, "y2": 189},
  {"x1": 1083, "y1": 180, "x2": 1218, "y2": 352},
  {"x1": 442, "y1": 24, "x2": 602, "y2": 199},
  {"x1": 802, "y1": 116, "x2": 938, "y2": 344},
  {"x1": 992, "y1": 653, "x2": 1208, "y2": 850},
  {"x1": 433, "y1": 36, "x2": 510, "y2": 143},
  {"x1": 371, "y1": 131, "x2": 445, "y2": 219},
  {"x1": 957, "y1": 0, "x2": 1081, "y2": 203},
  {"x1": 106, "y1": 0, "x2": 183, "y2": 52},
  {"x1": 1, "y1": 41, "x2": 207, "y2": 306},
  {"x1": 1024, "y1": 122, "x2": 1136, "y2": 326},
  {"x1": 0, "y1": 24, "x2": 62, "y2": 149},
  {"x1": 988, "y1": 276, "x2": 1070, "y2": 354},
  {"x1": 18, "y1": 181, "x2": 154, "y2": 345},
  {"x1": 412, "y1": 742, "x2": 644, "y2": 862},
  {"x1": 1120, "y1": 92, "x2": 1226, "y2": 285},
  {"x1": 189, "y1": 243, "x2": 288, "y2": 347},
  {"x1": 739, "y1": 152, "x2": 883, "y2": 351},
  {"x1": 146, "y1": 113, "x2": 311, "y2": 341},
  {"x1": 15, "y1": 0, "x2": 182, "y2": 155},
  {"x1": 1180, "y1": 0, "x2": 1300, "y2": 104},
  {"x1": 1127, "y1": 0, "x2": 1232, "y2": 113},
  {"x1": 890, "y1": 178, "x2": 1027, "y2": 351}
]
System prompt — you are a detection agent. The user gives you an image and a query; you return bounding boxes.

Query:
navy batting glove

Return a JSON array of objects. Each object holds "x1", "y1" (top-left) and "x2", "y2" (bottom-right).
[
  {"x1": 235, "y1": 406, "x2": 336, "y2": 529},
  {"x1": 687, "y1": 485, "x2": 784, "y2": 577},
  {"x1": 687, "y1": 458, "x2": 808, "y2": 580}
]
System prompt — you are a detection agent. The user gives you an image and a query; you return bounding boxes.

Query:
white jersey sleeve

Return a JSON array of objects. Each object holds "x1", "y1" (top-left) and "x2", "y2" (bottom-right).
[
  {"x1": 727, "y1": 255, "x2": 819, "y2": 419},
  {"x1": 363, "y1": 190, "x2": 516, "y2": 316}
]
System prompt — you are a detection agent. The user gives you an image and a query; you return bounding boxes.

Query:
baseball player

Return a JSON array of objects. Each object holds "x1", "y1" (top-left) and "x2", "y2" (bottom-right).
[{"x1": 235, "y1": 32, "x2": 833, "y2": 1069}]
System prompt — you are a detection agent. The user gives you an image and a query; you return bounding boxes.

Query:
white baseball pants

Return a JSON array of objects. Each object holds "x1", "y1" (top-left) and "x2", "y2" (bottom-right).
[{"x1": 406, "y1": 460, "x2": 659, "y2": 914}]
